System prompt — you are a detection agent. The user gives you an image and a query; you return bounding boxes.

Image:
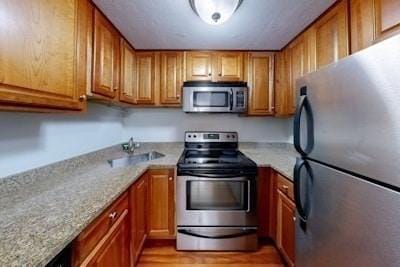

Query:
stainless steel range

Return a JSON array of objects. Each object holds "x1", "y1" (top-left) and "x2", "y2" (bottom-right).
[{"x1": 176, "y1": 131, "x2": 258, "y2": 251}]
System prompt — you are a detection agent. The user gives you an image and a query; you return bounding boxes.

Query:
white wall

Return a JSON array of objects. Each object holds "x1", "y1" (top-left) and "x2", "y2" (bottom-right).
[
  {"x1": 0, "y1": 103, "x2": 124, "y2": 178},
  {"x1": 123, "y1": 108, "x2": 292, "y2": 142},
  {"x1": 1, "y1": 105, "x2": 293, "y2": 178}
]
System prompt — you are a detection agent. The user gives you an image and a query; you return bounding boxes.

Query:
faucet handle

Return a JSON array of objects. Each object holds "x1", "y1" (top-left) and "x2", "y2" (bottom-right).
[{"x1": 121, "y1": 143, "x2": 130, "y2": 152}]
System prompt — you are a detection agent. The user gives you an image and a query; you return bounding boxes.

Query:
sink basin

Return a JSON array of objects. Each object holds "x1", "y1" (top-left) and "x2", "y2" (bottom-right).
[{"x1": 108, "y1": 151, "x2": 165, "y2": 168}]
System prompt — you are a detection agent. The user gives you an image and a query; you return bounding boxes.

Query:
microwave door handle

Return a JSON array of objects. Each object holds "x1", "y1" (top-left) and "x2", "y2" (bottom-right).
[{"x1": 230, "y1": 89, "x2": 234, "y2": 110}]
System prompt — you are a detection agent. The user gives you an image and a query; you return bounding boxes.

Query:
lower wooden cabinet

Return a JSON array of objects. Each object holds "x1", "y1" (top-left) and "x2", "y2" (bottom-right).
[
  {"x1": 258, "y1": 168, "x2": 295, "y2": 266},
  {"x1": 257, "y1": 168, "x2": 273, "y2": 238},
  {"x1": 72, "y1": 168, "x2": 175, "y2": 266},
  {"x1": 130, "y1": 173, "x2": 148, "y2": 264},
  {"x1": 81, "y1": 209, "x2": 130, "y2": 267},
  {"x1": 276, "y1": 173, "x2": 295, "y2": 267},
  {"x1": 72, "y1": 193, "x2": 130, "y2": 267},
  {"x1": 147, "y1": 169, "x2": 175, "y2": 239}
]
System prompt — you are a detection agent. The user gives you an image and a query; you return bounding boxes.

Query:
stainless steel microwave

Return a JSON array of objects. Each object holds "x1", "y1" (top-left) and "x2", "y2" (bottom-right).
[{"x1": 182, "y1": 82, "x2": 248, "y2": 113}]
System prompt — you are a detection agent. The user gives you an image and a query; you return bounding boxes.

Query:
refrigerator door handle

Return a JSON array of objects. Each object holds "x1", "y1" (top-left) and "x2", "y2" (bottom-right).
[
  {"x1": 294, "y1": 157, "x2": 313, "y2": 231},
  {"x1": 293, "y1": 87, "x2": 314, "y2": 156}
]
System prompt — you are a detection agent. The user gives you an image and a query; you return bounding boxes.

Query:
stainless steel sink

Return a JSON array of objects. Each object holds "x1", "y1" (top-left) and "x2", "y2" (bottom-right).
[{"x1": 108, "y1": 151, "x2": 165, "y2": 168}]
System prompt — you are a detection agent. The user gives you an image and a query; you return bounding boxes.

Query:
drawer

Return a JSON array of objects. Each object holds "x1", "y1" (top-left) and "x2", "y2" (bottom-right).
[
  {"x1": 72, "y1": 192, "x2": 129, "y2": 266},
  {"x1": 276, "y1": 173, "x2": 294, "y2": 201}
]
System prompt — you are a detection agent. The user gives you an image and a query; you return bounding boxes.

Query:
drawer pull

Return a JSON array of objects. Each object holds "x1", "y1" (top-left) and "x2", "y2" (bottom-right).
[
  {"x1": 282, "y1": 185, "x2": 289, "y2": 194},
  {"x1": 109, "y1": 211, "x2": 118, "y2": 221}
]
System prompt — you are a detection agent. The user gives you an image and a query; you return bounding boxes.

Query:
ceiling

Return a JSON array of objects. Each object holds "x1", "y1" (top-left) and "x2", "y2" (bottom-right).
[{"x1": 93, "y1": 0, "x2": 336, "y2": 50}]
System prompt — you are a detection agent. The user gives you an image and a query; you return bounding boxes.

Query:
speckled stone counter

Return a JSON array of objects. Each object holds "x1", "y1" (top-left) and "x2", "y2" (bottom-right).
[
  {"x1": 0, "y1": 142, "x2": 297, "y2": 267},
  {"x1": 239, "y1": 142, "x2": 298, "y2": 180}
]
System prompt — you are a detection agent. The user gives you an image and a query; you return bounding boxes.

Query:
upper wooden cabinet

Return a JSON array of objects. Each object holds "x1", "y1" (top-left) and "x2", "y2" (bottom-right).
[
  {"x1": 0, "y1": 0, "x2": 88, "y2": 111},
  {"x1": 184, "y1": 51, "x2": 244, "y2": 82},
  {"x1": 134, "y1": 52, "x2": 156, "y2": 104},
  {"x1": 350, "y1": 0, "x2": 376, "y2": 53},
  {"x1": 310, "y1": 0, "x2": 349, "y2": 69},
  {"x1": 349, "y1": 0, "x2": 400, "y2": 53},
  {"x1": 247, "y1": 52, "x2": 275, "y2": 116},
  {"x1": 375, "y1": 0, "x2": 400, "y2": 40},
  {"x1": 160, "y1": 52, "x2": 183, "y2": 105},
  {"x1": 120, "y1": 39, "x2": 136, "y2": 104},
  {"x1": 213, "y1": 52, "x2": 244, "y2": 81},
  {"x1": 147, "y1": 169, "x2": 175, "y2": 239},
  {"x1": 92, "y1": 9, "x2": 120, "y2": 99},
  {"x1": 185, "y1": 52, "x2": 213, "y2": 81}
]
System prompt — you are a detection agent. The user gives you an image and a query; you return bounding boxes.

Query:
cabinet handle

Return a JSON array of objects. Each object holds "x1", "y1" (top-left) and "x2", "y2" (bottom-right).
[
  {"x1": 282, "y1": 185, "x2": 289, "y2": 194},
  {"x1": 208, "y1": 73, "x2": 212, "y2": 76},
  {"x1": 79, "y1": 95, "x2": 87, "y2": 101},
  {"x1": 218, "y1": 72, "x2": 222, "y2": 76},
  {"x1": 169, "y1": 177, "x2": 173, "y2": 181},
  {"x1": 109, "y1": 211, "x2": 118, "y2": 221},
  {"x1": 176, "y1": 94, "x2": 180, "y2": 99},
  {"x1": 293, "y1": 216, "x2": 296, "y2": 222}
]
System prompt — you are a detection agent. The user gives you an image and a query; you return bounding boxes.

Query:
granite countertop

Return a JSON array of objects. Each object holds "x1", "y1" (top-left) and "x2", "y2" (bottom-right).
[{"x1": 0, "y1": 142, "x2": 297, "y2": 267}]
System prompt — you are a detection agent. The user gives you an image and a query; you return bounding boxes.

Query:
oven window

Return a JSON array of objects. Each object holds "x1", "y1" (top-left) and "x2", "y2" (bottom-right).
[
  {"x1": 187, "y1": 180, "x2": 248, "y2": 210},
  {"x1": 193, "y1": 92, "x2": 229, "y2": 107}
]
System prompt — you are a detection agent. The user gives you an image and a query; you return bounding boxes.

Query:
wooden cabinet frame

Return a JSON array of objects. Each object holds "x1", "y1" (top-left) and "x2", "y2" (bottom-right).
[
  {"x1": 247, "y1": 52, "x2": 275, "y2": 116},
  {"x1": 92, "y1": 9, "x2": 120, "y2": 99},
  {"x1": 0, "y1": 0, "x2": 89, "y2": 111}
]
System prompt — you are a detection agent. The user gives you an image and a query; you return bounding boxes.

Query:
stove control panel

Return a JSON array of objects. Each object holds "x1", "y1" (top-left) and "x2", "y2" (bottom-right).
[{"x1": 185, "y1": 131, "x2": 238, "y2": 142}]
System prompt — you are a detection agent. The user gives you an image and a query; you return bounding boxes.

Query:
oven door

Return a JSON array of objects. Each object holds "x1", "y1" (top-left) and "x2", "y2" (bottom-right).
[
  {"x1": 177, "y1": 175, "x2": 257, "y2": 226},
  {"x1": 183, "y1": 87, "x2": 231, "y2": 112}
]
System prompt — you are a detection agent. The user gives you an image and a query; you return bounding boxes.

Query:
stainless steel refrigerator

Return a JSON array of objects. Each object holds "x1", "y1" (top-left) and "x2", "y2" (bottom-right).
[{"x1": 293, "y1": 35, "x2": 400, "y2": 267}]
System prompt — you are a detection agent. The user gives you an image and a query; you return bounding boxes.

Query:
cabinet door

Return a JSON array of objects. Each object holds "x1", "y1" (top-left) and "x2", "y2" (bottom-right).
[
  {"x1": 135, "y1": 52, "x2": 155, "y2": 104},
  {"x1": 81, "y1": 209, "x2": 130, "y2": 267},
  {"x1": 276, "y1": 190, "x2": 295, "y2": 267},
  {"x1": 311, "y1": 0, "x2": 349, "y2": 69},
  {"x1": 120, "y1": 39, "x2": 136, "y2": 104},
  {"x1": 130, "y1": 173, "x2": 148, "y2": 264},
  {"x1": 287, "y1": 34, "x2": 310, "y2": 114},
  {"x1": 257, "y1": 168, "x2": 272, "y2": 238},
  {"x1": 350, "y1": 0, "x2": 375, "y2": 53},
  {"x1": 92, "y1": 9, "x2": 120, "y2": 99},
  {"x1": 0, "y1": 0, "x2": 88, "y2": 111},
  {"x1": 160, "y1": 52, "x2": 183, "y2": 105},
  {"x1": 147, "y1": 169, "x2": 175, "y2": 239},
  {"x1": 274, "y1": 52, "x2": 289, "y2": 116},
  {"x1": 213, "y1": 52, "x2": 244, "y2": 81},
  {"x1": 247, "y1": 52, "x2": 275, "y2": 116},
  {"x1": 185, "y1": 52, "x2": 213, "y2": 81},
  {"x1": 374, "y1": 0, "x2": 400, "y2": 40}
]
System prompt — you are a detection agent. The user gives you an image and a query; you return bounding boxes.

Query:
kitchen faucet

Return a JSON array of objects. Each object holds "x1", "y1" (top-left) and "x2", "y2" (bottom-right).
[{"x1": 122, "y1": 137, "x2": 140, "y2": 155}]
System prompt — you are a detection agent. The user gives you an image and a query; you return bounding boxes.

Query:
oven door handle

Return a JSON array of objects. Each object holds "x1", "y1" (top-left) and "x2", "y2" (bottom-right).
[
  {"x1": 180, "y1": 171, "x2": 250, "y2": 179},
  {"x1": 178, "y1": 228, "x2": 257, "y2": 239}
]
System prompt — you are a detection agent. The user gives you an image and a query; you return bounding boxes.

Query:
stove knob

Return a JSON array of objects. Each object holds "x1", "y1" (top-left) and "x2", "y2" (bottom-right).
[
  {"x1": 188, "y1": 135, "x2": 191, "y2": 138},
  {"x1": 193, "y1": 134, "x2": 197, "y2": 138},
  {"x1": 227, "y1": 135, "x2": 230, "y2": 138}
]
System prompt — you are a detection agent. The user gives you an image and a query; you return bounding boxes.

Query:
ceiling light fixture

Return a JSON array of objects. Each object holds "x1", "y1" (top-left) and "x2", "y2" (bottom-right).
[{"x1": 189, "y1": 0, "x2": 243, "y2": 25}]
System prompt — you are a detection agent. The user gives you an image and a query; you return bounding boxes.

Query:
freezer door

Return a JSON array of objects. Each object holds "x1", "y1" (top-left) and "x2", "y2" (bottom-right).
[
  {"x1": 296, "y1": 35, "x2": 400, "y2": 188},
  {"x1": 296, "y1": 160, "x2": 400, "y2": 267}
]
